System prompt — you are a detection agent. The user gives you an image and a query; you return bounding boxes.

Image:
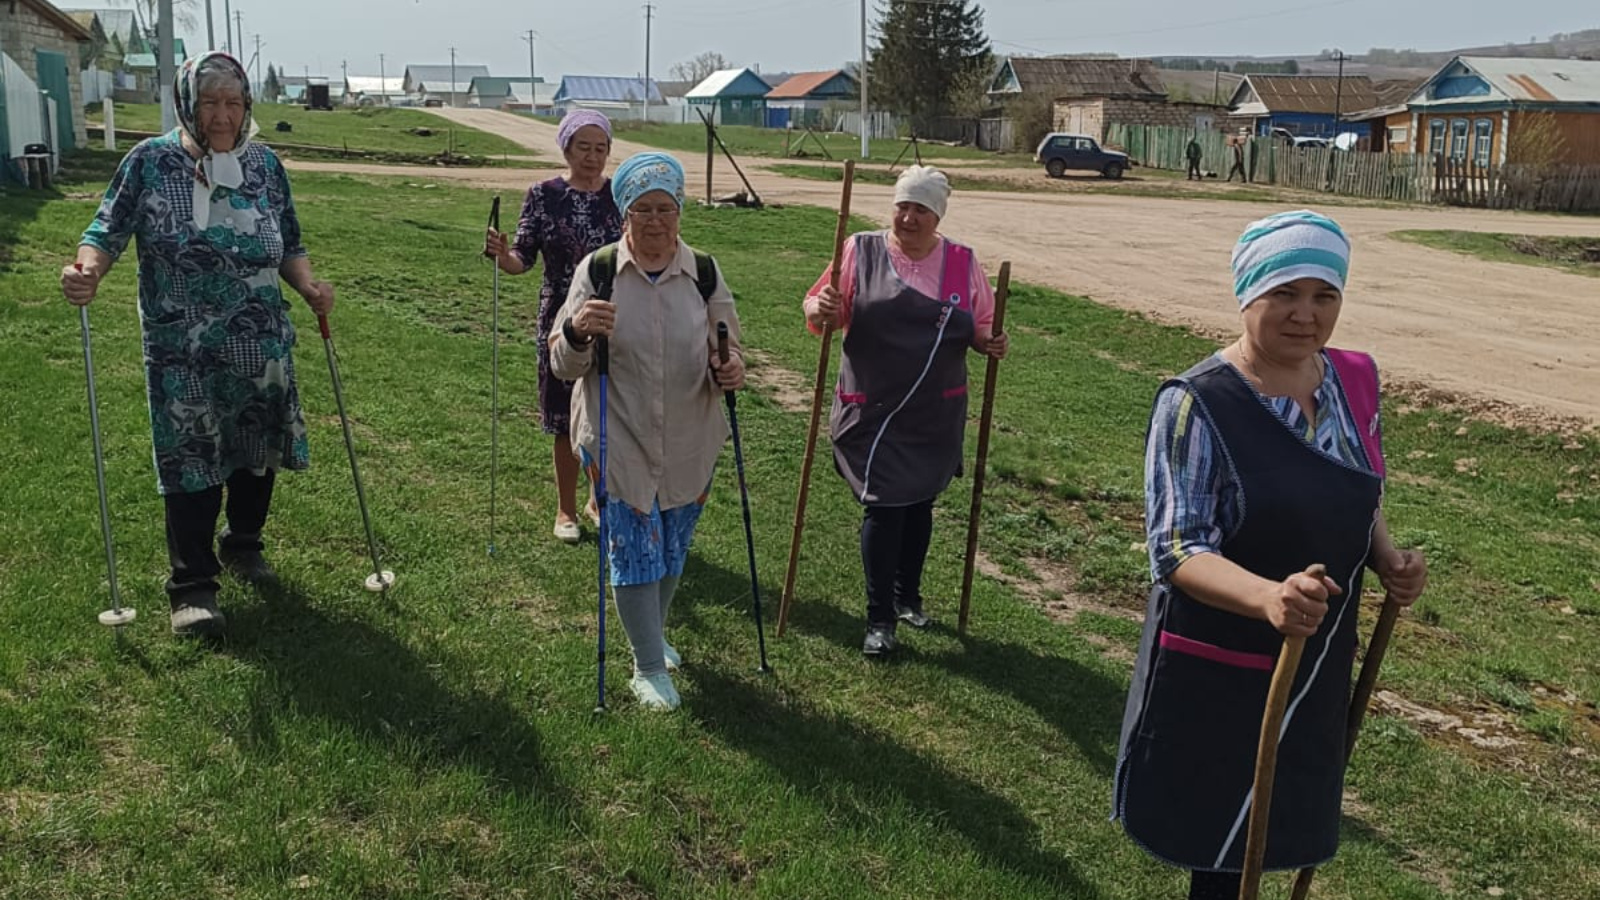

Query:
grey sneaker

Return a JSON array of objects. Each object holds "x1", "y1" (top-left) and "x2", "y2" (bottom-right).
[
  {"x1": 862, "y1": 624, "x2": 899, "y2": 658},
  {"x1": 170, "y1": 594, "x2": 227, "y2": 638},
  {"x1": 219, "y1": 548, "x2": 278, "y2": 586},
  {"x1": 894, "y1": 600, "x2": 931, "y2": 629}
]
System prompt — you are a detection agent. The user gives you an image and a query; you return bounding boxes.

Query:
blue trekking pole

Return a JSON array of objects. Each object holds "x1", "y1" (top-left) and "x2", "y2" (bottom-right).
[
  {"x1": 594, "y1": 334, "x2": 610, "y2": 712},
  {"x1": 717, "y1": 323, "x2": 771, "y2": 674}
]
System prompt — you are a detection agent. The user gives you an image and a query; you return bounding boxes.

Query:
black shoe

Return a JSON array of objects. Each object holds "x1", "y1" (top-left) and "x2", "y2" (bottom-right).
[
  {"x1": 170, "y1": 593, "x2": 227, "y2": 638},
  {"x1": 220, "y1": 547, "x2": 278, "y2": 586},
  {"x1": 894, "y1": 600, "x2": 931, "y2": 629},
  {"x1": 862, "y1": 624, "x2": 899, "y2": 658}
]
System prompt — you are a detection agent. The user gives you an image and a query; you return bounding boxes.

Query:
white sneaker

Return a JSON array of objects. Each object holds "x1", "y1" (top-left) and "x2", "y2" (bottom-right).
[
  {"x1": 662, "y1": 641, "x2": 681, "y2": 671},
  {"x1": 553, "y1": 519, "x2": 580, "y2": 543},
  {"x1": 630, "y1": 672, "x2": 681, "y2": 710}
]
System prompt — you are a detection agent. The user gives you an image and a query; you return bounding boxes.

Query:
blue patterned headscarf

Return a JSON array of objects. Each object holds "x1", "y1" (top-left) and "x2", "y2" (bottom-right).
[
  {"x1": 1230, "y1": 210, "x2": 1351, "y2": 309},
  {"x1": 612, "y1": 151, "x2": 685, "y2": 213}
]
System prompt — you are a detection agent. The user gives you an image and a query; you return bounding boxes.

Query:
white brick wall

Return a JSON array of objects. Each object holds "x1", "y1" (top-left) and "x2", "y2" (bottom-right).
[{"x1": 0, "y1": 4, "x2": 91, "y2": 149}]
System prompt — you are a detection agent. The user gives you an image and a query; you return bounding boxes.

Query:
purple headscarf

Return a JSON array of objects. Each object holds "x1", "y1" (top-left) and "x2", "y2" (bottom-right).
[{"x1": 558, "y1": 110, "x2": 613, "y2": 150}]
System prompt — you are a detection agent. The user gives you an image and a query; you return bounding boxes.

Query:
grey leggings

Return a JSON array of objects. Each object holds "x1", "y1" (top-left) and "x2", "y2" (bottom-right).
[{"x1": 613, "y1": 575, "x2": 681, "y2": 676}]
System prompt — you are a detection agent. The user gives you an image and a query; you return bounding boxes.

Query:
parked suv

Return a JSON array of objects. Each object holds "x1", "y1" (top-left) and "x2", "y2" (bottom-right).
[{"x1": 1035, "y1": 132, "x2": 1132, "y2": 179}]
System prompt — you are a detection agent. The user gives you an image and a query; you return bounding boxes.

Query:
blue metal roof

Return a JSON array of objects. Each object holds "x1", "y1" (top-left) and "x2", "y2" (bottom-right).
[{"x1": 553, "y1": 75, "x2": 663, "y2": 104}]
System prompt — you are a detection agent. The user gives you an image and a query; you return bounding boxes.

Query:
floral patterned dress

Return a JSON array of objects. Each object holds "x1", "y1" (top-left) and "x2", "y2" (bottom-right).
[
  {"x1": 512, "y1": 177, "x2": 622, "y2": 435},
  {"x1": 80, "y1": 131, "x2": 311, "y2": 495}
]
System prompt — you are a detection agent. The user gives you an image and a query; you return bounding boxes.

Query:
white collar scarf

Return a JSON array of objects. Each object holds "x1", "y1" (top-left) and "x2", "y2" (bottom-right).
[{"x1": 189, "y1": 118, "x2": 258, "y2": 231}]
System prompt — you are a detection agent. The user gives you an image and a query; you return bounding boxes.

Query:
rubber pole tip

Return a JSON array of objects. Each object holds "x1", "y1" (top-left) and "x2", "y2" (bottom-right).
[
  {"x1": 364, "y1": 571, "x2": 396, "y2": 592},
  {"x1": 98, "y1": 608, "x2": 136, "y2": 627}
]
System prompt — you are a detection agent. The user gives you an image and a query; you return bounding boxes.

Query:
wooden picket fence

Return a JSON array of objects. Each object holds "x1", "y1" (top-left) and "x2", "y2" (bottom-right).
[{"x1": 1434, "y1": 156, "x2": 1600, "y2": 213}]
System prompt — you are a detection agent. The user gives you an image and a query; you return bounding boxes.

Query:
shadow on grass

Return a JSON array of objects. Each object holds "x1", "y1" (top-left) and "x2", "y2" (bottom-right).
[
  {"x1": 221, "y1": 580, "x2": 576, "y2": 815},
  {"x1": 687, "y1": 663, "x2": 1107, "y2": 896}
]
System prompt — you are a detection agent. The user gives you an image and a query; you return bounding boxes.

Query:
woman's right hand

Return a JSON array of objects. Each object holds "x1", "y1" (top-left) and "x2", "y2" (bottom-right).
[
  {"x1": 61, "y1": 263, "x2": 101, "y2": 307},
  {"x1": 572, "y1": 298, "x2": 617, "y2": 339},
  {"x1": 1263, "y1": 570, "x2": 1341, "y2": 637},
  {"x1": 807, "y1": 285, "x2": 842, "y2": 329},
  {"x1": 484, "y1": 228, "x2": 510, "y2": 261}
]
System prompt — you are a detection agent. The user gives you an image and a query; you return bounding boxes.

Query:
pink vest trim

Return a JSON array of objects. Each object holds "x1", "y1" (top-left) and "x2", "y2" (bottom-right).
[
  {"x1": 1325, "y1": 348, "x2": 1385, "y2": 478},
  {"x1": 938, "y1": 242, "x2": 974, "y2": 313}
]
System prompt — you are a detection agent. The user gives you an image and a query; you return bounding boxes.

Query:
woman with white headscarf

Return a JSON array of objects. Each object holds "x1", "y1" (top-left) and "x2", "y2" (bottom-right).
[
  {"x1": 801, "y1": 164, "x2": 1008, "y2": 658},
  {"x1": 61, "y1": 51, "x2": 334, "y2": 638},
  {"x1": 1114, "y1": 211, "x2": 1427, "y2": 899},
  {"x1": 551, "y1": 151, "x2": 744, "y2": 711}
]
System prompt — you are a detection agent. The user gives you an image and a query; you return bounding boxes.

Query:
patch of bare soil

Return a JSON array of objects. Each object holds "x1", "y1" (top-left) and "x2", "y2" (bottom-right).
[
  {"x1": 743, "y1": 348, "x2": 813, "y2": 413},
  {"x1": 973, "y1": 550, "x2": 1139, "y2": 662}
]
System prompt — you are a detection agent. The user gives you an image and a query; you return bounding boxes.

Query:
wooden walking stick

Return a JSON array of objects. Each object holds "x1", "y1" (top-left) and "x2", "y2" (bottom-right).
[
  {"x1": 1240, "y1": 563, "x2": 1327, "y2": 900},
  {"x1": 1288, "y1": 589, "x2": 1405, "y2": 900},
  {"x1": 777, "y1": 159, "x2": 855, "y2": 637},
  {"x1": 957, "y1": 261, "x2": 1011, "y2": 636}
]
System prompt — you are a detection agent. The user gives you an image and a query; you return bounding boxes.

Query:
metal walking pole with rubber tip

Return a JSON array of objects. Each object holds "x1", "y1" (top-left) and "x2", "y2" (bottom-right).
[
  {"x1": 778, "y1": 159, "x2": 855, "y2": 637},
  {"x1": 317, "y1": 314, "x2": 395, "y2": 593},
  {"x1": 1239, "y1": 562, "x2": 1327, "y2": 900},
  {"x1": 1288, "y1": 587, "x2": 1407, "y2": 900},
  {"x1": 718, "y1": 321, "x2": 772, "y2": 674},
  {"x1": 484, "y1": 195, "x2": 502, "y2": 557},
  {"x1": 74, "y1": 264, "x2": 135, "y2": 633},
  {"x1": 957, "y1": 260, "x2": 1011, "y2": 636},
  {"x1": 594, "y1": 334, "x2": 611, "y2": 713}
]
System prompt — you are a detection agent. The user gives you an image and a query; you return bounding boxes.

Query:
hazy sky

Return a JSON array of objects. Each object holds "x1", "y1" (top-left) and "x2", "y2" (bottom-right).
[{"x1": 175, "y1": 0, "x2": 1593, "y2": 82}]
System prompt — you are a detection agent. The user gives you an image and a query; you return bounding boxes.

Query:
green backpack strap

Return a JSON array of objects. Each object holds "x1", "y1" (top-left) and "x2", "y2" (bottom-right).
[{"x1": 590, "y1": 243, "x2": 717, "y2": 303}]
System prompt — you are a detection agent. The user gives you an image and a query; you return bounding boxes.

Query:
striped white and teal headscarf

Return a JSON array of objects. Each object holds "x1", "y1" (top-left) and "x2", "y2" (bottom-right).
[{"x1": 1230, "y1": 210, "x2": 1350, "y2": 309}]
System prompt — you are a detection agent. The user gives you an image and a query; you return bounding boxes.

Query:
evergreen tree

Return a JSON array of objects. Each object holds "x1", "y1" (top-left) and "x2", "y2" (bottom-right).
[
  {"x1": 263, "y1": 64, "x2": 282, "y2": 103},
  {"x1": 870, "y1": 0, "x2": 992, "y2": 125}
]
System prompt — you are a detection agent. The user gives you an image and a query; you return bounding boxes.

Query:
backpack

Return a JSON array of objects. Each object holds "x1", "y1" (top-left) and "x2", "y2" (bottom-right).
[{"x1": 588, "y1": 242, "x2": 718, "y2": 302}]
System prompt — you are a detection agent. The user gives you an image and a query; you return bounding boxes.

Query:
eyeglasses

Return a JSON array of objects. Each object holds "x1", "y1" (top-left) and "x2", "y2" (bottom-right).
[{"x1": 627, "y1": 207, "x2": 680, "y2": 222}]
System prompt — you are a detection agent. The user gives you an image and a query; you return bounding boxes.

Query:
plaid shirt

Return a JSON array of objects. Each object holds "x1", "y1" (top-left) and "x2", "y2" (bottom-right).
[{"x1": 1144, "y1": 352, "x2": 1376, "y2": 581}]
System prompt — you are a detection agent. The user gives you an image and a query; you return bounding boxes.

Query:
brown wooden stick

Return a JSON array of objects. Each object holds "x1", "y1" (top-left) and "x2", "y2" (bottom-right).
[
  {"x1": 777, "y1": 160, "x2": 855, "y2": 637},
  {"x1": 1240, "y1": 562, "x2": 1327, "y2": 900},
  {"x1": 1288, "y1": 590, "x2": 1404, "y2": 900},
  {"x1": 957, "y1": 262, "x2": 1011, "y2": 636}
]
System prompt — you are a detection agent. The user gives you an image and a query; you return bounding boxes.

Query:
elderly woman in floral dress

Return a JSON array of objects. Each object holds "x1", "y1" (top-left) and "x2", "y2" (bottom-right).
[
  {"x1": 60, "y1": 52, "x2": 335, "y2": 637},
  {"x1": 486, "y1": 111, "x2": 622, "y2": 543}
]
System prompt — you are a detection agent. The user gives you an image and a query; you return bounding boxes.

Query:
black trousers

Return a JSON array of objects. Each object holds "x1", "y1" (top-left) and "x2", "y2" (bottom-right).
[
  {"x1": 1187, "y1": 159, "x2": 1202, "y2": 179},
  {"x1": 163, "y1": 468, "x2": 275, "y2": 603},
  {"x1": 1188, "y1": 870, "x2": 1242, "y2": 899},
  {"x1": 859, "y1": 499, "x2": 934, "y2": 626},
  {"x1": 1226, "y1": 161, "x2": 1249, "y2": 182}
]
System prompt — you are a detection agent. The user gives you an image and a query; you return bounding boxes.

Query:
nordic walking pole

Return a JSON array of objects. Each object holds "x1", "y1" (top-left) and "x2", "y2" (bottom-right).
[
  {"x1": 718, "y1": 322, "x2": 772, "y2": 674},
  {"x1": 594, "y1": 334, "x2": 611, "y2": 713},
  {"x1": 484, "y1": 195, "x2": 502, "y2": 556},
  {"x1": 957, "y1": 261, "x2": 1011, "y2": 636},
  {"x1": 317, "y1": 314, "x2": 395, "y2": 593},
  {"x1": 74, "y1": 265, "x2": 135, "y2": 632},
  {"x1": 777, "y1": 159, "x2": 854, "y2": 637},
  {"x1": 1288, "y1": 589, "x2": 1406, "y2": 900},
  {"x1": 1240, "y1": 563, "x2": 1327, "y2": 900}
]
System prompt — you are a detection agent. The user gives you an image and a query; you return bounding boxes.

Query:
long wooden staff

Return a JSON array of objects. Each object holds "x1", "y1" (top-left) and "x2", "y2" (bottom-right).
[
  {"x1": 957, "y1": 262, "x2": 1011, "y2": 636},
  {"x1": 1287, "y1": 590, "x2": 1405, "y2": 900},
  {"x1": 1240, "y1": 563, "x2": 1327, "y2": 900},
  {"x1": 777, "y1": 160, "x2": 855, "y2": 637}
]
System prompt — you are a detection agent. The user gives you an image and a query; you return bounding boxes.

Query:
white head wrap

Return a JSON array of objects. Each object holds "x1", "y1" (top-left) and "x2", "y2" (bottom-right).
[{"x1": 893, "y1": 165, "x2": 950, "y2": 219}]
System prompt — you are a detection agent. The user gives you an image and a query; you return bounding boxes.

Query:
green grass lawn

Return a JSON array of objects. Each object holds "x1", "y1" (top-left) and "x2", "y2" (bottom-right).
[
  {"x1": 611, "y1": 121, "x2": 1029, "y2": 166},
  {"x1": 89, "y1": 102, "x2": 535, "y2": 165},
  {"x1": 1, "y1": 149, "x2": 1598, "y2": 899},
  {"x1": 1393, "y1": 230, "x2": 1600, "y2": 278}
]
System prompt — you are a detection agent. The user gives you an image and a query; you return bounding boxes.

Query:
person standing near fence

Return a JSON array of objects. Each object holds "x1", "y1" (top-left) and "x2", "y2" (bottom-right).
[
  {"x1": 1186, "y1": 136, "x2": 1203, "y2": 181},
  {"x1": 1227, "y1": 137, "x2": 1249, "y2": 183}
]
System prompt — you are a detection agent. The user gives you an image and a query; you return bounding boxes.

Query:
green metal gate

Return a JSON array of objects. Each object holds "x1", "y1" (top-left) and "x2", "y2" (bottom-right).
[{"x1": 35, "y1": 49, "x2": 75, "y2": 152}]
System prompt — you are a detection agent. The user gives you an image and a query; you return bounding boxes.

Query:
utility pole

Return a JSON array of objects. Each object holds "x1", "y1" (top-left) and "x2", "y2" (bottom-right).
[
  {"x1": 859, "y1": 0, "x2": 869, "y2": 158},
  {"x1": 523, "y1": 30, "x2": 537, "y2": 102},
  {"x1": 379, "y1": 53, "x2": 387, "y2": 107},
  {"x1": 204, "y1": 0, "x2": 215, "y2": 51},
  {"x1": 224, "y1": 0, "x2": 232, "y2": 55},
  {"x1": 450, "y1": 46, "x2": 457, "y2": 108},
  {"x1": 1331, "y1": 49, "x2": 1347, "y2": 139},
  {"x1": 643, "y1": 4, "x2": 656, "y2": 115},
  {"x1": 235, "y1": 11, "x2": 244, "y2": 65},
  {"x1": 158, "y1": 0, "x2": 175, "y2": 130},
  {"x1": 255, "y1": 34, "x2": 263, "y2": 94},
  {"x1": 342, "y1": 59, "x2": 348, "y2": 102}
]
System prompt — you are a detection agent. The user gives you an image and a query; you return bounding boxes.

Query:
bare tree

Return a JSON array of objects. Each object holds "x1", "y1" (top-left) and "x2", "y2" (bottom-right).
[
  {"x1": 1507, "y1": 111, "x2": 1568, "y2": 167},
  {"x1": 670, "y1": 51, "x2": 730, "y2": 85},
  {"x1": 115, "y1": 0, "x2": 201, "y2": 38}
]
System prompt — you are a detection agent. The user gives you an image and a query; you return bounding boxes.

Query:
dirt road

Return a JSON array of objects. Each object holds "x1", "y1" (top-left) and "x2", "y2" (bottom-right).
[{"x1": 296, "y1": 108, "x2": 1600, "y2": 425}]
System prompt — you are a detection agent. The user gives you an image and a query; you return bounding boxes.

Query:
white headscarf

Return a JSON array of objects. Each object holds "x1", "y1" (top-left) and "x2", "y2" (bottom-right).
[{"x1": 894, "y1": 165, "x2": 950, "y2": 219}]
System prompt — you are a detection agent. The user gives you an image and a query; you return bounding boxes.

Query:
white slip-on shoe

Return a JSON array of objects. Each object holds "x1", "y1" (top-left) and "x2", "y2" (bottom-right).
[{"x1": 630, "y1": 672, "x2": 681, "y2": 711}]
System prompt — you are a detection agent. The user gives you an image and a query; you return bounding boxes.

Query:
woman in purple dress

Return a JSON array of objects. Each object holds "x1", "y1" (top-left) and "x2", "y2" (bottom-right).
[{"x1": 486, "y1": 111, "x2": 623, "y2": 543}]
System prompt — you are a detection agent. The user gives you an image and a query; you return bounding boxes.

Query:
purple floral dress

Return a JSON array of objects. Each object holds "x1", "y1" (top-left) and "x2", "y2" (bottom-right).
[{"x1": 513, "y1": 177, "x2": 622, "y2": 435}]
